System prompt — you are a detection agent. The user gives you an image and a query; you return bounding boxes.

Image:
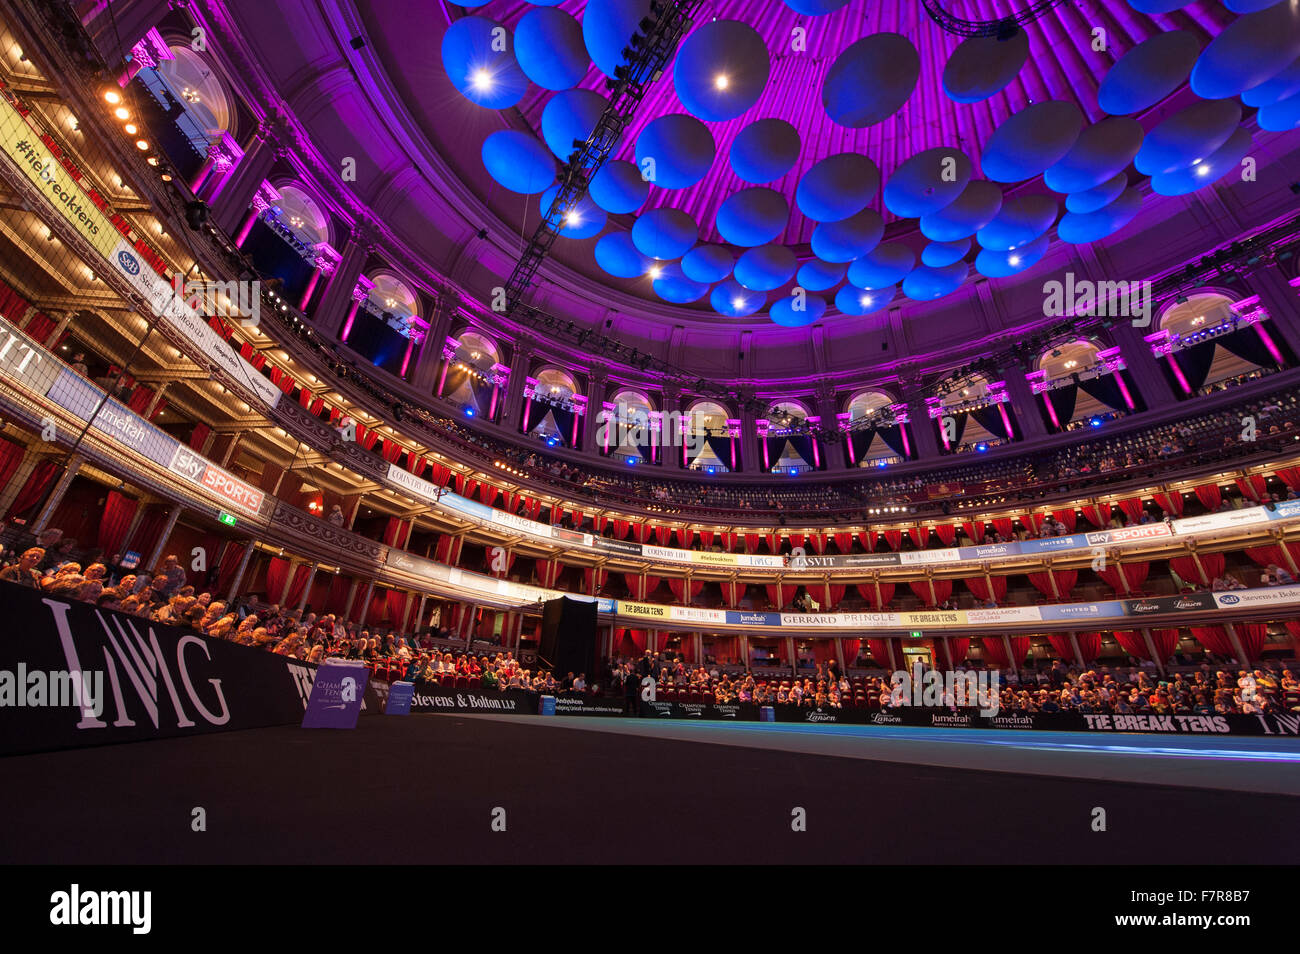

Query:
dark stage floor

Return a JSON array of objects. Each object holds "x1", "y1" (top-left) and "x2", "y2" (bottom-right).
[{"x1": 2, "y1": 714, "x2": 1297, "y2": 864}]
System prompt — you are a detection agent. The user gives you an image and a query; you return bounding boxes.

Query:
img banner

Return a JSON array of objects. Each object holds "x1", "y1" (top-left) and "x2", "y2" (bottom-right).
[{"x1": 0, "y1": 581, "x2": 381, "y2": 756}]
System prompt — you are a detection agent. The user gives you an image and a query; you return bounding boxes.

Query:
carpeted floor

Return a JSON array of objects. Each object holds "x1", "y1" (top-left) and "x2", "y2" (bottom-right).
[{"x1": 2, "y1": 714, "x2": 1297, "y2": 864}]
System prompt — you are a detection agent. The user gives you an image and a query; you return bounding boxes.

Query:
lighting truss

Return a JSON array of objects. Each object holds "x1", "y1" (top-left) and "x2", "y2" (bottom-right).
[
  {"x1": 504, "y1": 0, "x2": 699, "y2": 315},
  {"x1": 919, "y1": 0, "x2": 1070, "y2": 38}
]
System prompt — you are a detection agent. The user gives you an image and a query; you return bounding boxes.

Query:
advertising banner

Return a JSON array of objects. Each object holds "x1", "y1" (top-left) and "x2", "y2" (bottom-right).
[
  {"x1": 594, "y1": 537, "x2": 643, "y2": 556},
  {"x1": 617, "y1": 600, "x2": 673, "y2": 621},
  {"x1": 1122, "y1": 593, "x2": 1217, "y2": 617},
  {"x1": 1212, "y1": 587, "x2": 1300, "y2": 610},
  {"x1": 407, "y1": 684, "x2": 538, "y2": 715},
  {"x1": 0, "y1": 582, "x2": 337, "y2": 756},
  {"x1": 966, "y1": 606, "x2": 1044, "y2": 625},
  {"x1": 301, "y1": 659, "x2": 368, "y2": 729},
  {"x1": 553, "y1": 695, "x2": 626, "y2": 717},
  {"x1": 1270, "y1": 499, "x2": 1300, "y2": 520},
  {"x1": 0, "y1": 94, "x2": 119, "y2": 259},
  {"x1": 899, "y1": 548, "x2": 960, "y2": 565},
  {"x1": 1040, "y1": 601, "x2": 1127, "y2": 621},
  {"x1": 1173, "y1": 508, "x2": 1270, "y2": 535},
  {"x1": 45, "y1": 368, "x2": 179, "y2": 469},
  {"x1": 957, "y1": 543, "x2": 1022, "y2": 560},
  {"x1": 725, "y1": 610, "x2": 783, "y2": 627},
  {"x1": 1019, "y1": 534, "x2": 1091, "y2": 554},
  {"x1": 385, "y1": 681, "x2": 415, "y2": 716}
]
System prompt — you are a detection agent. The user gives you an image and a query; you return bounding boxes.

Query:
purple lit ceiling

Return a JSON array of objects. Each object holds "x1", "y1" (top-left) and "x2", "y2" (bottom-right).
[{"x1": 342, "y1": 0, "x2": 1299, "y2": 328}]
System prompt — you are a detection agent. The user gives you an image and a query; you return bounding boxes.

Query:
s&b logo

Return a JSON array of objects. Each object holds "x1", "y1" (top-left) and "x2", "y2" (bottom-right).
[{"x1": 117, "y1": 250, "x2": 140, "y2": 275}]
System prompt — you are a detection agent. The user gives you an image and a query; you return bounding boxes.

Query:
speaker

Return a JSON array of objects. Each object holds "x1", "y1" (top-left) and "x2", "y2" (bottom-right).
[{"x1": 539, "y1": 597, "x2": 598, "y2": 678}]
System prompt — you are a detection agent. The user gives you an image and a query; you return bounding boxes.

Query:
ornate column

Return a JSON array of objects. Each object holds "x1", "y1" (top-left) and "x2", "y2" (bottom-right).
[
  {"x1": 143, "y1": 506, "x2": 184, "y2": 575},
  {"x1": 582, "y1": 366, "x2": 609, "y2": 451},
  {"x1": 193, "y1": 132, "x2": 246, "y2": 202},
  {"x1": 44, "y1": 311, "x2": 78, "y2": 348},
  {"x1": 998, "y1": 362, "x2": 1046, "y2": 439},
  {"x1": 901, "y1": 379, "x2": 940, "y2": 460},
  {"x1": 500, "y1": 336, "x2": 535, "y2": 431},
  {"x1": 213, "y1": 115, "x2": 289, "y2": 234},
  {"x1": 740, "y1": 403, "x2": 760, "y2": 474},
  {"x1": 32, "y1": 454, "x2": 83, "y2": 534},
  {"x1": 339, "y1": 278, "x2": 375, "y2": 345},
  {"x1": 412, "y1": 291, "x2": 459, "y2": 393},
  {"x1": 314, "y1": 225, "x2": 373, "y2": 340},
  {"x1": 813, "y1": 379, "x2": 845, "y2": 470},
  {"x1": 233, "y1": 180, "x2": 281, "y2": 249},
  {"x1": 299, "y1": 243, "x2": 340, "y2": 313},
  {"x1": 1110, "y1": 319, "x2": 1178, "y2": 406},
  {"x1": 1243, "y1": 267, "x2": 1300, "y2": 361}
]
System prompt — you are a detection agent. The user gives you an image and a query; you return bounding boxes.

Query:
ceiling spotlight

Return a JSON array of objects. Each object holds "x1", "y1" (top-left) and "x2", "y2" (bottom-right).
[
  {"x1": 114, "y1": 107, "x2": 130, "y2": 120},
  {"x1": 104, "y1": 90, "x2": 122, "y2": 104},
  {"x1": 714, "y1": 73, "x2": 729, "y2": 90},
  {"x1": 470, "y1": 69, "x2": 493, "y2": 90},
  {"x1": 565, "y1": 211, "x2": 581, "y2": 226},
  {"x1": 1008, "y1": 255, "x2": 1021, "y2": 266},
  {"x1": 124, "y1": 123, "x2": 138, "y2": 134},
  {"x1": 1195, "y1": 164, "x2": 1210, "y2": 177},
  {"x1": 135, "y1": 139, "x2": 150, "y2": 150},
  {"x1": 859, "y1": 294, "x2": 871, "y2": 307},
  {"x1": 732, "y1": 296, "x2": 744, "y2": 310},
  {"x1": 648, "y1": 265, "x2": 663, "y2": 279}
]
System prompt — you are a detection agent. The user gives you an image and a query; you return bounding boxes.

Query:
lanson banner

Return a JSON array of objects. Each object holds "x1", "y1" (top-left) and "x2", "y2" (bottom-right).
[{"x1": 0, "y1": 582, "x2": 380, "y2": 756}]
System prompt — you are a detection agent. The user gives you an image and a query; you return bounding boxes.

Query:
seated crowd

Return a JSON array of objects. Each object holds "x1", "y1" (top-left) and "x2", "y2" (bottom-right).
[{"x1": 610, "y1": 651, "x2": 1300, "y2": 716}]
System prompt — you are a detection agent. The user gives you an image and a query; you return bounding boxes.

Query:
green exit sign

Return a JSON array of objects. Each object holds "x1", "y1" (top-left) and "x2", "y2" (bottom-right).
[
  {"x1": 218, "y1": 512, "x2": 238, "y2": 526},
  {"x1": 909, "y1": 631, "x2": 923, "y2": 638}
]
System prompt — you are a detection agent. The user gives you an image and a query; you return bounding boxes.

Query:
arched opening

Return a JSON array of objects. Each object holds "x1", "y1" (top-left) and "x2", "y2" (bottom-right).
[
  {"x1": 1157, "y1": 292, "x2": 1283, "y2": 394},
  {"x1": 604, "y1": 389, "x2": 656, "y2": 463},
  {"x1": 439, "y1": 331, "x2": 503, "y2": 420},
  {"x1": 763, "y1": 400, "x2": 820, "y2": 473},
  {"x1": 845, "y1": 389, "x2": 905, "y2": 466},
  {"x1": 684, "y1": 400, "x2": 735, "y2": 472},
  {"x1": 525, "y1": 367, "x2": 581, "y2": 448}
]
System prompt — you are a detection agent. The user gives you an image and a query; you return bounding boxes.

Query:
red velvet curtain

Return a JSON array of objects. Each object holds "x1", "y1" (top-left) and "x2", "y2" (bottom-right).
[
  {"x1": 855, "y1": 582, "x2": 895, "y2": 609},
  {"x1": 992, "y1": 517, "x2": 1014, "y2": 538},
  {"x1": 1195, "y1": 483, "x2": 1223, "y2": 510},
  {"x1": 980, "y1": 637, "x2": 1009, "y2": 668},
  {"x1": 866, "y1": 638, "x2": 894, "y2": 669},
  {"x1": 324, "y1": 573, "x2": 352, "y2": 615},
  {"x1": 882, "y1": 529, "x2": 902, "y2": 550},
  {"x1": 0, "y1": 437, "x2": 23, "y2": 495},
  {"x1": 1046, "y1": 634, "x2": 1076, "y2": 662},
  {"x1": 1150, "y1": 628, "x2": 1180, "y2": 661},
  {"x1": 1234, "y1": 475, "x2": 1267, "y2": 503},
  {"x1": 764, "y1": 582, "x2": 789, "y2": 609},
  {"x1": 947, "y1": 636, "x2": 970, "y2": 667},
  {"x1": 834, "y1": 532, "x2": 853, "y2": 553},
  {"x1": 1277, "y1": 467, "x2": 1300, "y2": 490},
  {"x1": 965, "y1": 576, "x2": 1007, "y2": 603},
  {"x1": 1117, "y1": 498, "x2": 1145, "y2": 522},
  {"x1": 842, "y1": 637, "x2": 861, "y2": 665},
  {"x1": 1170, "y1": 554, "x2": 1223, "y2": 586},
  {"x1": 1008, "y1": 636, "x2": 1031, "y2": 666},
  {"x1": 216, "y1": 543, "x2": 246, "y2": 595},
  {"x1": 935, "y1": 524, "x2": 956, "y2": 547},
  {"x1": 1234, "y1": 623, "x2": 1268, "y2": 661},
  {"x1": 1082, "y1": 503, "x2": 1112, "y2": 528},
  {"x1": 667, "y1": 578, "x2": 704, "y2": 603},
  {"x1": 1113, "y1": 630, "x2": 1150, "y2": 661},
  {"x1": 962, "y1": 520, "x2": 986, "y2": 542},
  {"x1": 265, "y1": 556, "x2": 290, "y2": 604},
  {"x1": 1191, "y1": 626, "x2": 1237, "y2": 659},
  {"x1": 1050, "y1": 509, "x2": 1077, "y2": 531},
  {"x1": 1153, "y1": 491, "x2": 1184, "y2": 516},
  {"x1": 4, "y1": 459, "x2": 59, "y2": 520},
  {"x1": 285, "y1": 564, "x2": 313, "y2": 609},
  {"x1": 654, "y1": 526, "x2": 670, "y2": 546},
  {"x1": 675, "y1": 528, "x2": 693, "y2": 548},
  {"x1": 97, "y1": 491, "x2": 138, "y2": 557},
  {"x1": 1075, "y1": 632, "x2": 1101, "y2": 662},
  {"x1": 721, "y1": 580, "x2": 744, "y2": 608},
  {"x1": 385, "y1": 589, "x2": 408, "y2": 628},
  {"x1": 699, "y1": 529, "x2": 714, "y2": 549},
  {"x1": 907, "y1": 527, "x2": 923, "y2": 548}
]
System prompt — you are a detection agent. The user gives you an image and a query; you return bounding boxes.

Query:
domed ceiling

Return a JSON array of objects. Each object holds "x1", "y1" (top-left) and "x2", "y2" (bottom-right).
[{"x1": 413, "y1": 0, "x2": 1298, "y2": 324}]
